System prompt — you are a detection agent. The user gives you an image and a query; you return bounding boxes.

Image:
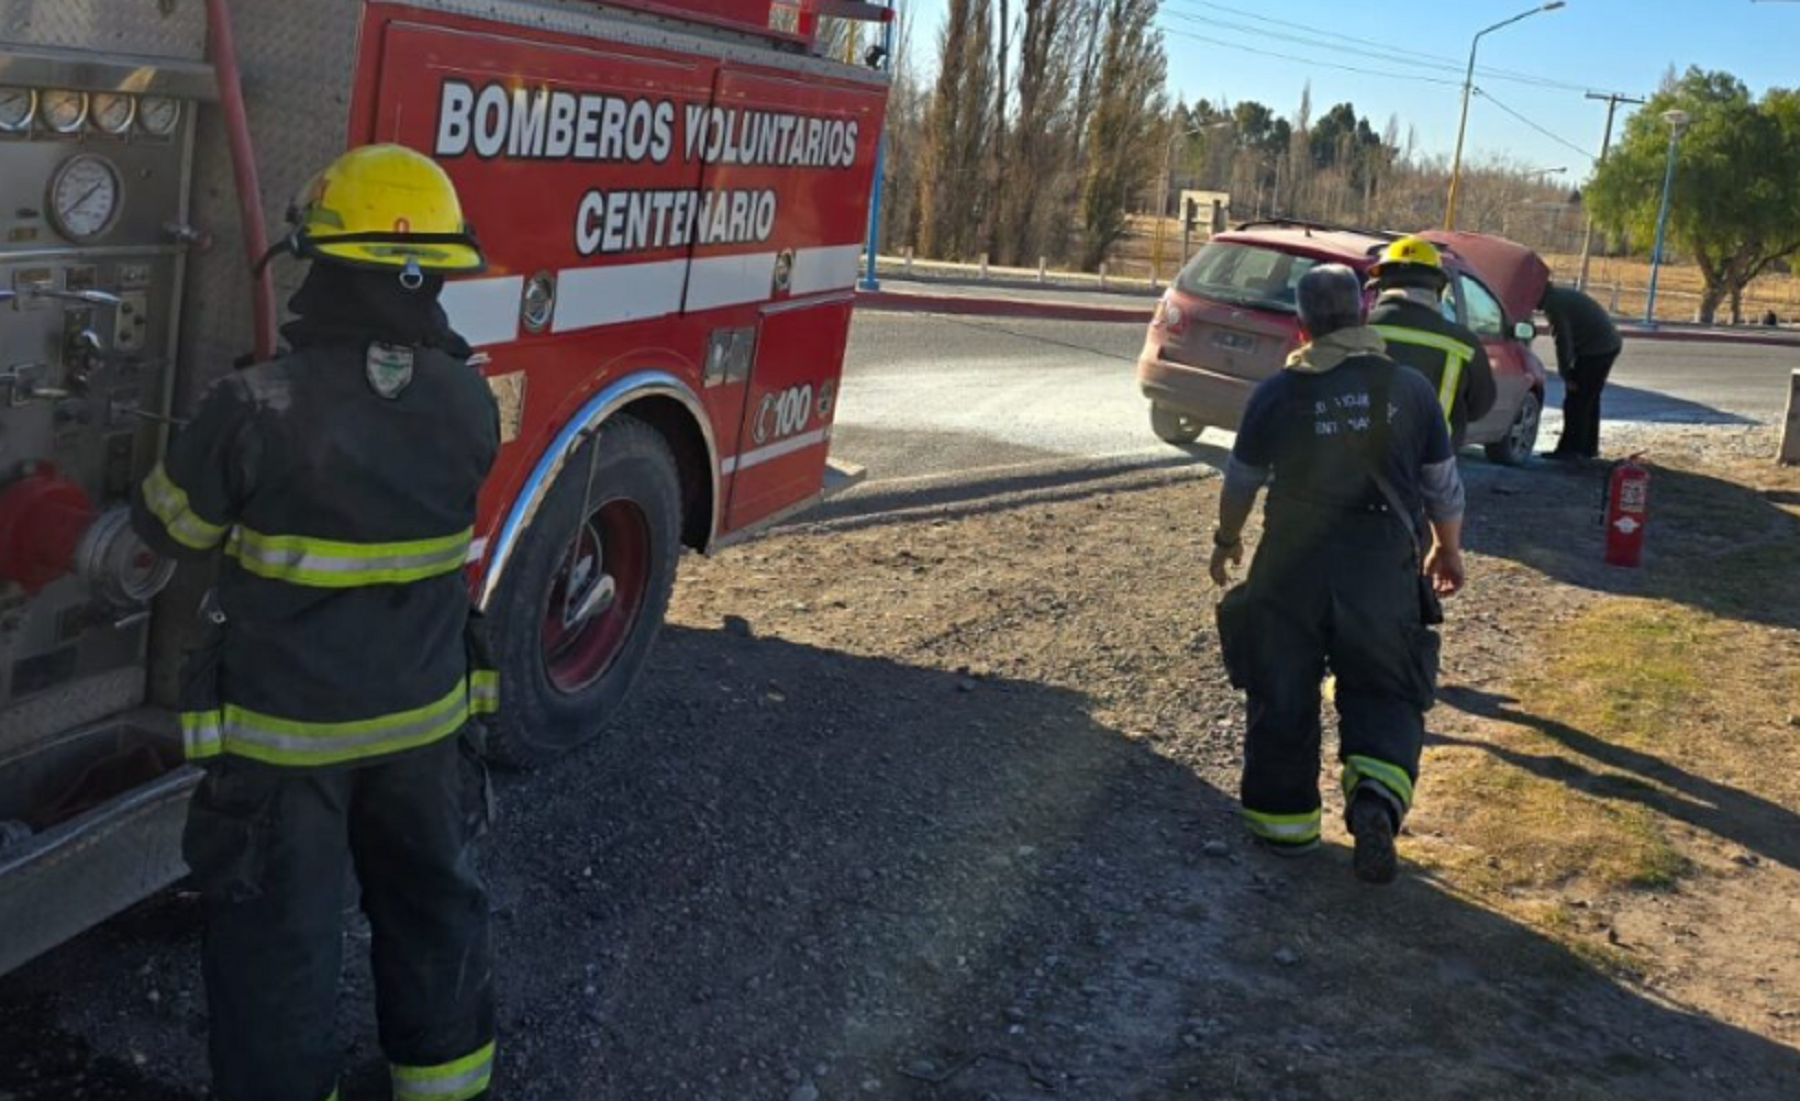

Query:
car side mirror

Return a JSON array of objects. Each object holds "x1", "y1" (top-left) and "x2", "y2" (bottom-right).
[{"x1": 1513, "y1": 320, "x2": 1537, "y2": 342}]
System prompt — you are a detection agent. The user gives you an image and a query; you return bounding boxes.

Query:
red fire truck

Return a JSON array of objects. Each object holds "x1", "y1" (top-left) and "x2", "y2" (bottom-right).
[{"x1": 0, "y1": 0, "x2": 890, "y2": 975}]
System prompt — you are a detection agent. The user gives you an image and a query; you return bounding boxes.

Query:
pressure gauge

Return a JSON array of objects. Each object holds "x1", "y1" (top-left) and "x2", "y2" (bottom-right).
[
  {"x1": 48, "y1": 154, "x2": 123, "y2": 241},
  {"x1": 40, "y1": 90, "x2": 89, "y2": 134},
  {"x1": 0, "y1": 87, "x2": 35, "y2": 133},
  {"x1": 137, "y1": 96, "x2": 181, "y2": 137},
  {"x1": 91, "y1": 93, "x2": 136, "y2": 135}
]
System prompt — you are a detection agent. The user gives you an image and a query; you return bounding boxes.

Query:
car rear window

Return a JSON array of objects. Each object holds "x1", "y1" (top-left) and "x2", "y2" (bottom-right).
[{"x1": 1176, "y1": 242, "x2": 1321, "y2": 313}]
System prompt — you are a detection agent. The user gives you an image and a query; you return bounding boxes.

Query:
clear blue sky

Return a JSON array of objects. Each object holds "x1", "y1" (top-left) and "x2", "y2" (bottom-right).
[{"x1": 894, "y1": 0, "x2": 1800, "y2": 182}]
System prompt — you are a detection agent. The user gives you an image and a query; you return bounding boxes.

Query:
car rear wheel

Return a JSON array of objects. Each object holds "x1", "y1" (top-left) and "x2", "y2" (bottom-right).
[
  {"x1": 486, "y1": 414, "x2": 683, "y2": 768},
  {"x1": 1485, "y1": 390, "x2": 1542, "y2": 467},
  {"x1": 1150, "y1": 403, "x2": 1204, "y2": 445}
]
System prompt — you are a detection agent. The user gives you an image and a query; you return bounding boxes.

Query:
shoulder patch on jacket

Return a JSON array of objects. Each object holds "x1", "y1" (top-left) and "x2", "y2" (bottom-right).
[{"x1": 366, "y1": 342, "x2": 415, "y2": 399}]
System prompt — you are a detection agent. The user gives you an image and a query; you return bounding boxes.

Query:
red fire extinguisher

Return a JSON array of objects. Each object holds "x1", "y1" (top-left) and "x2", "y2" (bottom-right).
[{"x1": 1604, "y1": 455, "x2": 1651, "y2": 568}]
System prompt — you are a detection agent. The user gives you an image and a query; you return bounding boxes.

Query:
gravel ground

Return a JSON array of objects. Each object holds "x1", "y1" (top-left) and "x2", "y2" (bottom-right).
[{"x1": 2, "y1": 424, "x2": 1797, "y2": 1101}]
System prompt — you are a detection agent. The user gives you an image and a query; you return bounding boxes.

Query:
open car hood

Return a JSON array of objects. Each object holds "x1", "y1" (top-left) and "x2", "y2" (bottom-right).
[{"x1": 1420, "y1": 231, "x2": 1550, "y2": 323}]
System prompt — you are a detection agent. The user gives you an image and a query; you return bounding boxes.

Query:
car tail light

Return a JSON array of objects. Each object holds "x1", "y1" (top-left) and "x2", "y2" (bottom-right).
[{"x1": 1155, "y1": 296, "x2": 1187, "y2": 337}]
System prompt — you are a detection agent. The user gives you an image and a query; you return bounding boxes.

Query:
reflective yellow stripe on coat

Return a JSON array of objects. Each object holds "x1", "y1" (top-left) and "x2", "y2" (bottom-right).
[
  {"x1": 470, "y1": 669, "x2": 499, "y2": 716},
  {"x1": 227, "y1": 526, "x2": 473, "y2": 588},
  {"x1": 1372, "y1": 324, "x2": 1473, "y2": 424},
  {"x1": 142, "y1": 462, "x2": 228, "y2": 551},
  {"x1": 181, "y1": 681, "x2": 481, "y2": 767}
]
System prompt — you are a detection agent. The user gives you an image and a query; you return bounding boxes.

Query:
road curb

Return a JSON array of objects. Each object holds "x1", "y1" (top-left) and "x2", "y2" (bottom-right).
[
  {"x1": 1616, "y1": 325, "x2": 1800, "y2": 350},
  {"x1": 854, "y1": 288, "x2": 1150, "y2": 325},
  {"x1": 784, "y1": 452, "x2": 1221, "y2": 534}
]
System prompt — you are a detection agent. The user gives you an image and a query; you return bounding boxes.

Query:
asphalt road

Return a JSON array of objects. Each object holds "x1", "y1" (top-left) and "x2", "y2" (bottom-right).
[{"x1": 831, "y1": 309, "x2": 1797, "y2": 495}]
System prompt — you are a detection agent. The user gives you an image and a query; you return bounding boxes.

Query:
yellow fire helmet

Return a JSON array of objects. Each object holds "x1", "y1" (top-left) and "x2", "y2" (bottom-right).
[
  {"x1": 1368, "y1": 235, "x2": 1447, "y2": 287},
  {"x1": 283, "y1": 144, "x2": 485, "y2": 278}
]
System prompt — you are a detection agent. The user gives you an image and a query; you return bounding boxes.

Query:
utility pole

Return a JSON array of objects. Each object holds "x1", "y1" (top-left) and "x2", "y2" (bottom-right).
[{"x1": 1576, "y1": 91, "x2": 1645, "y2": 293}]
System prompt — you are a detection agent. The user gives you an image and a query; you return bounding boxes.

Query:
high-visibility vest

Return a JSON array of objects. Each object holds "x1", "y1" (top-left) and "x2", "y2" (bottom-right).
[{"x1": 1372, "y1": 324, "x2": 1473, "y2": 427}]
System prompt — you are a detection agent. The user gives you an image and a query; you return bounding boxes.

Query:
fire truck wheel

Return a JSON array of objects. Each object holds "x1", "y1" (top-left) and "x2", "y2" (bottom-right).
[{"x1": 486, "y1": 414, "x2": 683, "y2": 768}]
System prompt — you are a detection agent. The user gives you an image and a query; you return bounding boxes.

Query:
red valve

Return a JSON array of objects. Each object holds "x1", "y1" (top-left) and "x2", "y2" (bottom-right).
[{"x1": 0, "y1": 468, "x2": 97, "y2": 592}]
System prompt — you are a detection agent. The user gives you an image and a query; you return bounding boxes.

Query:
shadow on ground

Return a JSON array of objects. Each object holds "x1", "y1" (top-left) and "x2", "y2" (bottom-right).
[
  {"x1": 4, "y1": 625, "x2": 1798, "y2": 1099},
  {"x1": 1544, "y1": 378, "x2": 1759, "y2": 427},
  {"x1": 1437, "y1": 684, "x2": 1800, "y2": 876},
  {"x1": 1459, "y1": 458, "x2": 1800, "y2": 630}
]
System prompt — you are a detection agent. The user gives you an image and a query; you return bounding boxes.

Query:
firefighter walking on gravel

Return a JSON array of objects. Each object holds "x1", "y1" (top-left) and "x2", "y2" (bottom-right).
[
  {"x1": 1366, "y1": 236, "x2": 1497, "y2": 448},
  {"x1": 131, "y1": 146, "x2": 501, "y2": 1101},
  {"x1": 1209, "y1": 265, "x2": 1466, "y2": 884}
]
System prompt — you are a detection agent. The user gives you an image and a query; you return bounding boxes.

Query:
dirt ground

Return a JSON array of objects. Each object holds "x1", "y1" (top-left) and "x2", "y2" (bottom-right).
[{"x1": 2, "y1": 426, "x2": 1798, "y2": 1101}]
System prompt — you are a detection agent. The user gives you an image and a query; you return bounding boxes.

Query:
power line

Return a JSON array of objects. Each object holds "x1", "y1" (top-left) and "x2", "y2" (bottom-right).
[
  {"x1": 1159, "y1": 26, "x2": 1465, "y2": 89},
  {"x1": 1161, "y1": 8, "x2": 1480, "y2": 79},
  {"x1": 1157, "y1": 24, "x2": 1602, "y2": 163},
  {"x1": 1474, "y1": 87, "x2": 1599, "y2": 161},
  {"x1": 1162, "y1": 0, "x2": 1633, "y2": 97}
]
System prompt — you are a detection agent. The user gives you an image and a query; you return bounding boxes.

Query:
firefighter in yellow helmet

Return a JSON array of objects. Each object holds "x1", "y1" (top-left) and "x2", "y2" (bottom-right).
[
  {"x1": 132, "y1": 145, "x2": 500, "y2": 1101},
  {"x1": 1366, "y1": 236, "x2": 1497, "y2": 448}
]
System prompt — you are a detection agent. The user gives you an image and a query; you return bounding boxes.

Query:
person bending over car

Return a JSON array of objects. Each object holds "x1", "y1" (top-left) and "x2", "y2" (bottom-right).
[
  {"x1": 1366, "y1": 236, "x2": 1497, "y2": 448},
  {"x1": 1538, "y1": 280, "x2": 1623, "y2": 461},
  {"x1": 1210, "y1": 264, "x2": 1467, "y2": 885}
]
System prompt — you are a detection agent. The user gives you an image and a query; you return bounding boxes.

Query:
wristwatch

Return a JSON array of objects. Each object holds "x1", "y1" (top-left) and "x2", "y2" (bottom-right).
[{"x1": 1213, "y1": 529, "x2": 1243, "y2": 549}]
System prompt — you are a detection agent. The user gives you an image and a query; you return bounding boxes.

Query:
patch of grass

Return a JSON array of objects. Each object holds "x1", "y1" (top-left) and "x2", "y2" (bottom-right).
[
  {"x1": 1421, "y1": 592, "x2": 1779, "y2": 936},
  {"x1": 1420, "y1": 455, "x2": 1800, "y2": 970},
  {"x1": 1421, "y1": 725, "x2": 1689, "y2": 897},
  {"x1": 1546, "y1": 606, "x2": 1711, "y2": 750}
]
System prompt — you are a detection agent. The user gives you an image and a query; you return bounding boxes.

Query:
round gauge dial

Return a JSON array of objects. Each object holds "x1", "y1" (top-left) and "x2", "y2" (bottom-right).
[
  {"x1": 0, "y1": 87, "x2": 35, "y2": 133},
  {"x1": 91, "y1": 93, "x2": 136, "y2": 135},
  {"x1": 41, "y1": 90, "x2": 89, "y2": 134},
  {"x1": 137, "y1": 96, "x2": 181, "y2": 137},
  {"x1": 48, "y1": 154, "x2": 123, "y2": 241}
]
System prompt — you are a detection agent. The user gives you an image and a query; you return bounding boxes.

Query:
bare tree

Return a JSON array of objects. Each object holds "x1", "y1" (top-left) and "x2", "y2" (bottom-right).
[
  {"x1": 878, "y1": 2, "x2": 926, "y2": 250},
  {"x1": 1077, "y1": 0, "x2": 1165, "y2": 268},
  {"x1": 918, "y1": 0, "x2": 997, "y2": 259},
  {"x1": 995, "y1": 0, "x2": 1076, "y2": 265}
]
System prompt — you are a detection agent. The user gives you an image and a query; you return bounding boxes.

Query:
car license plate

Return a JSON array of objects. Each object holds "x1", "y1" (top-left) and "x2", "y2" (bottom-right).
[{"x1": 1213, "y1": 330, "x2": 1256, "y2": 352}]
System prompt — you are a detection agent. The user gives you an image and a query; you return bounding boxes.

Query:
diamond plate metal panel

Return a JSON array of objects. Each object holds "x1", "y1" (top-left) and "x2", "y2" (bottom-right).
[
  {"x1": 173, "y1": 2, "x2": 362, "y2": 417},
  {"x1": 0, "y1": 668, "x2": 146, "y2": 756},
  {"x1": 0, "y1": 714, "x2": 195, "y2": 978},
  {"x1": 0, "y1": 0, "x2": 207, "y2": 60}
]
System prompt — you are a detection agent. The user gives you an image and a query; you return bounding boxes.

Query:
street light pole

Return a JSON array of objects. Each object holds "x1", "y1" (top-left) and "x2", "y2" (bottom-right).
[
  {"x1": 1445, "y1": 2, "x2": 1567, "y2": 231},
  {"x1": 1151, "y1": 120, "x2": 1229, "y2": 285},
  {"x1": 858, "y1": 0, "x2": 896, "y2": 292},
  {"x1": 1644, "y1": 108, "x2": 1689, "y2": 326}
]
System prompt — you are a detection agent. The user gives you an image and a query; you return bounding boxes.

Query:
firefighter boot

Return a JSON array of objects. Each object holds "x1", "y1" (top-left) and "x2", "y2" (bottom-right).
[{"x1": 1349, "y1": 793, "x2": 1398, "y2": 885}]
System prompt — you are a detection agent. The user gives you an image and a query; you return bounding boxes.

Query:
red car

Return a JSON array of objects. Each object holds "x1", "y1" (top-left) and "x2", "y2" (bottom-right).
[{"x1": 1137, "y1": 221, "x2": 1550, "y2": 465}]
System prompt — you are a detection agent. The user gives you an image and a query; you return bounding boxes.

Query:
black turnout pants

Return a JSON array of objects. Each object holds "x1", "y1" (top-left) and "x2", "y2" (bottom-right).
[
  {"x1": 1555, "y1": 350, "x2": 1619, "y2": 459},
  {"x1": 1235, "y1": 509, "x2": 1439, "y2": 848},
  {"x1": 183, "y1": 730, "x2": 495, "y2": 1101}
]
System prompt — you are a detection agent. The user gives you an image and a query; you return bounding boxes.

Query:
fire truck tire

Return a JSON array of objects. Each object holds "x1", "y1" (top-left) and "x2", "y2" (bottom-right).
[
  {"x1": 1150, "y1": 403, "x2": 1204, "y2": 445},
  {"x1": 485, "y1": 414, "x2": 683, "y2": 768}
]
